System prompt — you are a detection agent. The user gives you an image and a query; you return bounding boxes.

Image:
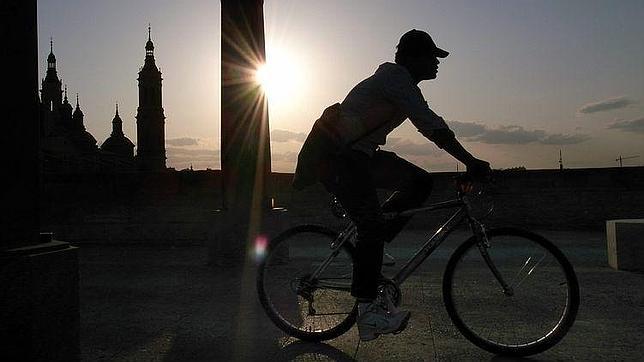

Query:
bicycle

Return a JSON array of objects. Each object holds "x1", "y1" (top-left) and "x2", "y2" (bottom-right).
[{"x1": 256, "y1": 176, "x2": 580, "y2": 357}]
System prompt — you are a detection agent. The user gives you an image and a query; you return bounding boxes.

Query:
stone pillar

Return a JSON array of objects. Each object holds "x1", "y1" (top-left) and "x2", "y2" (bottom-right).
[
  {"x1": 1, "y1": 0, "x2": 39, "y2": 249},
  {"x1": 220, "y1": 0, "x2": 272, "y2": 211},
  {"x1": 0, "y1": 1, "x2": 79, "y2": 360},
  {"x1": 213, "y1": 0, "x2": 273, "y2": 265}
]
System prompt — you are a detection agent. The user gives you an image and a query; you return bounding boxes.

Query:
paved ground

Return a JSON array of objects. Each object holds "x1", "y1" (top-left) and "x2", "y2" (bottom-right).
[{"x1": 79, "y1": 229, "x2": 644, "y2": 361}]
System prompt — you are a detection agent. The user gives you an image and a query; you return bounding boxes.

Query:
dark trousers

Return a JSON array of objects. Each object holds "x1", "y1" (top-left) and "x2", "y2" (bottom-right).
[{"x1": 321, "y1": 149, "x2": 433, "y2": 300}]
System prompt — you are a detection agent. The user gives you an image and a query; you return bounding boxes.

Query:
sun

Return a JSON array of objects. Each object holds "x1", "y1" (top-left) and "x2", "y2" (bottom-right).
[{"x1": 255, "y1": 46, "x2": 303, "y2": 107}]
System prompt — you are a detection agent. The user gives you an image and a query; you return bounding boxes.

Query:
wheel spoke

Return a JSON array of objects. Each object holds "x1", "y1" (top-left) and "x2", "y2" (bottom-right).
[
  {"x1": 258, "y1": 226, "x2": 357, "y2": 341},
  {"x1": 443, "y1": 228, "x2": 579, "y2": 356}
]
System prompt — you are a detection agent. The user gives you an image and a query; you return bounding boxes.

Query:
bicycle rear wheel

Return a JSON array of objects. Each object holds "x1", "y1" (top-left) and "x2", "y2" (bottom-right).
[
  {"x1": 257, "y1": 225, "x2": 357, "y2": 341},
  {"x1": 443, "y1": 227, "x2": 579, "y2": 356}
]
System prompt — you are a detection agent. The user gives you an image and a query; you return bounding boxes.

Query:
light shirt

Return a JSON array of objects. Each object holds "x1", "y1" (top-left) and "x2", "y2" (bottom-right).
[{"x1": 337, "y1": 62, "x2": 449, "y2": 156}]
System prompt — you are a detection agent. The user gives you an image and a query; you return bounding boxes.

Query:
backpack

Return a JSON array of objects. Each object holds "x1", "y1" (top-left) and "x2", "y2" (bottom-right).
[{"x1": 292, "y1": 103, "x2": 343, "y2": 190}]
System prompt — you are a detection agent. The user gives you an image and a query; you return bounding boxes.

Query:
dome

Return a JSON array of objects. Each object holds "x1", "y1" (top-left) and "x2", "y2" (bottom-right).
[
  {"x1": 146, "y1": 39, "x2": 154, "y2": 51},
  {"x1": 101, "y1": 133, "x2": 135, "y2": 159},
  {"x1": 102, "y1": 134, "x2": 134, "y2": 149},
  {"x1": 47, "y1": 52, "x2": 56, "y2": 63},
  {"x1": 102, "y1": 103, "x2": 134, "y2": 156},
  {"x1": 79, "y1": 130, "x2": 97, "y2": 147}
]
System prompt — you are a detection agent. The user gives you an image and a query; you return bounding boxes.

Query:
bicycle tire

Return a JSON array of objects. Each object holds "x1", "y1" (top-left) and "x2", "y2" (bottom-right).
[
  {"x1": 442, "y1": 227, "x2": 579, "y2": 356},
  {"x1": 257, "y1": 225, "x2": 358, "y2": 341}
]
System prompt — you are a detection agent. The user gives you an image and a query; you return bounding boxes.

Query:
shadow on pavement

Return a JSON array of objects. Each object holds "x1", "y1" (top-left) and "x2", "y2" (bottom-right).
[{"x1": 278, "y1": 341, "x2": 355, "y2": 361}]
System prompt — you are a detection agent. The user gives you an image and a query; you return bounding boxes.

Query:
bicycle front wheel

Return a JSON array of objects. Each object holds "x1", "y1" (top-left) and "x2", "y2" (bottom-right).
[
  {"x1": 257, "y1": 225, "x2": 357, "y2": 341},
  {"x1": 443, "y1": 227, "x2": 579, "y2": 356}
]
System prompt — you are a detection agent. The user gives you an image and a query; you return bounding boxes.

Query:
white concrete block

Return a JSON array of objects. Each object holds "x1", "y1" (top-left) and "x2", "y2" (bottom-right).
[{"x1": 607, "y1": 219, "x2": 644, "y2": 272}]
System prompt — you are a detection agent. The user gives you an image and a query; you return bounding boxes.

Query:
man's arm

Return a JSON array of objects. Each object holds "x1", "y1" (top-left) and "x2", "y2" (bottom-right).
[
  {"x1": 381, "y1": 66, "x2": 491, "y2": 177},
  {"x1": 429, "y1": 128, "x2": 491, "y2": 179}
]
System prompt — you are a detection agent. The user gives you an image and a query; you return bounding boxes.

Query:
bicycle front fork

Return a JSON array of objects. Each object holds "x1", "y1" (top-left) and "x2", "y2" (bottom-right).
[{"x1": 471, "y1": 220, "x2": 515, "y2": 296}]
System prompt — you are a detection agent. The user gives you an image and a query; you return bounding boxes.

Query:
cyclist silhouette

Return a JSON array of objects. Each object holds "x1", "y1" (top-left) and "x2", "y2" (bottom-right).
[{"x1": 293, "y1": 29, "x2": 491, "y2": 341}]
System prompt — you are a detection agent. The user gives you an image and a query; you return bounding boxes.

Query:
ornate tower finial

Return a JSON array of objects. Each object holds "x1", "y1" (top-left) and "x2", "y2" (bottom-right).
[
  {"x1": 116, "y1": 102, "x2": 119, "y2": 115},
  {"x1": 47, "y1": 37, "x2": 57, "y2": 70},
  {"x1": 73, "y1": 92, "x2": 84, "y2": 124},
  {"x1": 145, "y1": 24, "x2": 155, "y2": 57}
]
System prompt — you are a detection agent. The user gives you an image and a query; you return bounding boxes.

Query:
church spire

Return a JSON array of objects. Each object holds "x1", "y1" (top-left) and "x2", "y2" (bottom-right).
[
  {"x1": 72, "y1": 93, "x2": 85, "y2": 128},
  {"x1": 145, "y1": 24, "x2": 155, "y2": 57},
  {"x1": 112, "y1": 102, "x2": 124, "y2": 136},
  {"x1": 47, "y1": 37, "x2": 56, "y2": 71}
]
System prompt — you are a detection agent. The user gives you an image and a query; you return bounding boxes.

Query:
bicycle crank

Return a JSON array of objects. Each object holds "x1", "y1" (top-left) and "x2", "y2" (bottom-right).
[{"x1": 378, "y1": 278, "x2": 402, "y2": 309}]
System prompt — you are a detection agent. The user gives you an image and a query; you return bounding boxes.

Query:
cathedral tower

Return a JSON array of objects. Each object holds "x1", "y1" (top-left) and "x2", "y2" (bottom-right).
[
  {"x1": 135, "y1": 26, "x2": 166, "y2": 171},
  {"x1": 40, "y1": 38, "x2": 63, "y2": 136},
  {"x1": 41, "y1": 38, "x2": 62, "y2": 111}
]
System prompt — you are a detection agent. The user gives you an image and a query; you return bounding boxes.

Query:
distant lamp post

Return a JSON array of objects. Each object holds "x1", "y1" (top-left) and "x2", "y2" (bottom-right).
[{"x1": 615, "y1": 155, "x2": 639, "y2": 167}]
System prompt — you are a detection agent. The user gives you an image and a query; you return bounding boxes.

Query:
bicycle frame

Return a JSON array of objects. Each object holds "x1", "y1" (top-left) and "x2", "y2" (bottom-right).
[{"x1": 310, "y1": 192, "x2": 496, "y2": 291}]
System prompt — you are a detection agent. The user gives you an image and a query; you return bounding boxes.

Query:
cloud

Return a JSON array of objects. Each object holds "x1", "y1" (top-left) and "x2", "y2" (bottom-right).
[
  {"x1": 578, "y1": 96, "x2": 635, "y2": 114},
  {"x1": 271, "y1": 151, "x2": 299, "y2": 162},
  {"x1": 166, "y1": 147, "x2": 220, "y2": 160},
  {"x1": 447, "y1": 120, "x2": 486, "y2": 137},
  {"x1": 473, "y1": 125, "x2": 546, "y2": 144},
  {"x1": 607, "y1": 117, "x2": 644, "y2": 134},
  {"x1": 271, "y1": 129, "x2": 307, "y2": 143},
  {"x1": 469, "y1": 125, "x2": 590, "y2": 145},
  {"x1": 386, "y1": 137, "x2": 438, "y2": 156},
  {"x1": 539, "y1": 133, "x2": 592, "y2": 145},
  {"x1": 166, "y1": 137, "x2": 199, "y2": 146},
  {"x1": 446, "y1": 120, "x2": 588, "y2": 145},
  {"x1": 443, "y1": 121, "x2": 588, "y2": 145}
]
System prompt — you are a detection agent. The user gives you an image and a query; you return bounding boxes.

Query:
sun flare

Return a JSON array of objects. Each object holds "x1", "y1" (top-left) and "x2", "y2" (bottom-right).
[{"x1": 255, "y1": 46, "x2": 303, "y2": 107}]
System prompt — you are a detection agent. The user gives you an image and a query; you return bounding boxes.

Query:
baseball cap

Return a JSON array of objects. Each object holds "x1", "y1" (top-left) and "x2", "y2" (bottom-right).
[{"x1": 396, "y1": 29, "x2": 449, "y2": 58}]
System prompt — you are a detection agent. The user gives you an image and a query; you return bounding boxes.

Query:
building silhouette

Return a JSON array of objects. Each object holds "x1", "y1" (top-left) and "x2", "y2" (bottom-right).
[
  {"x1": 40, "y1": 39, "x2": 100, "y2": 173},
  {"x1": 38, "y1": 28, "x2": 168, "y2": 174},
  {"x1": 135, "y1": 26, "x2": 167, "y2": 171},
  {"x1": 100, "y1": 104, "x2": 136, "y2": 171}
]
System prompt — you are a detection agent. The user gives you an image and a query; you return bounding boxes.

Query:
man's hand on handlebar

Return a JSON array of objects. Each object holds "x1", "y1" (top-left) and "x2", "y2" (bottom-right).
[
  {"x1": 431, "y1": 128, "x2": 492, "y2": 182},
  {"x1": 466, "y1": 158, "x2": 491, "y2": 182}
]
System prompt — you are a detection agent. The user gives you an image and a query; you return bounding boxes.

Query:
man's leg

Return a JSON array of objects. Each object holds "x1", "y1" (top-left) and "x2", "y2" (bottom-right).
[
  {"x1": 369, "y1": 150, "x2": 433, "y2": 243},
  {"x1": 321, "y1": 150, "x2": 412, "y2": 340},
  {"x1": 320, "y1": 151, "x2": 386, "y2": 300}
]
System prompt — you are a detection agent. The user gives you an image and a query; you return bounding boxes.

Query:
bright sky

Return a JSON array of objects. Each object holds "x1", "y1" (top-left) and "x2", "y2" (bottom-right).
[{"x1": 38, "y1": 0, "x2": 644, "y2": 172}]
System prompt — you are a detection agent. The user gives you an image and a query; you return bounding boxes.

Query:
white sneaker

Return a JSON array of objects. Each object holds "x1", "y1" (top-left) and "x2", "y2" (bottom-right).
[{"x1": 357, "y1": 302, "x2": 411, "y2": 341}]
